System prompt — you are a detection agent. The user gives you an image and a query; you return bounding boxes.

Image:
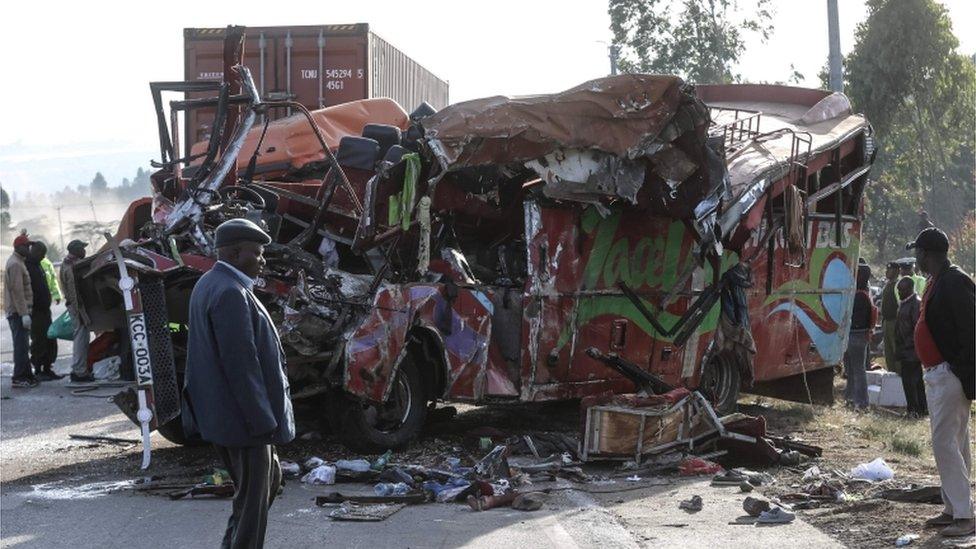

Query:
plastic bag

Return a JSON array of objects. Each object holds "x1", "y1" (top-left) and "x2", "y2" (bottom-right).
[
  {"x1": 849, "y1": 458, "x2": 894, "y2": 481},
  {"x1": 335, "y1": 459, "x2": 371, "y2": 473},
  {"x1": 47, "y1": 310, "x2": 74, "y2": 340},
  {"x1": 301, "y1": 465, "x2": 336, "y2": 485}
]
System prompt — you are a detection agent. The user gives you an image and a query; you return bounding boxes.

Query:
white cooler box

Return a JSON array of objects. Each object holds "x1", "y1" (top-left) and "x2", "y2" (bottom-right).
[{"x1": 866, "y1": 369, "x2": 907, "y2": 408}]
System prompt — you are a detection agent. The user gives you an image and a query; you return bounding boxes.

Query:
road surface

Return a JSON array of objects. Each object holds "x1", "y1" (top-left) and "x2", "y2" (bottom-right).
[{"x1": 0, "y1": 357, "x2": 843, "y2": 548}]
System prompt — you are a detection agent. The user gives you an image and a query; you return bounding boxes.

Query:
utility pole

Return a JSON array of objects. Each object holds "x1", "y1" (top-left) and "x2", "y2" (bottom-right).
[
  {"x1": 827, "y1": 0, "x2": 843, "y2": 92},
  {"x1": 56, "y1": 205, "x2": 65, "y2": 251},
  {"x1": 609, "y1": 45, "x2": 620, "y2": 76}
]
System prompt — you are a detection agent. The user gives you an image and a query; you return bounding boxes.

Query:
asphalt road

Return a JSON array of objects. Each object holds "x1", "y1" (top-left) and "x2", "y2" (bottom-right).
[
  {"x1": 0, "y1": 357, "x2": 843, "y2": 548},
  {"x1": 0, "y1": 303, "x2": 70, "y2": 364}
]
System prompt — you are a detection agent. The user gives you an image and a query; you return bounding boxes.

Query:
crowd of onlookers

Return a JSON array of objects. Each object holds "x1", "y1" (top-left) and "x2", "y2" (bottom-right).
[
  {"x1": 845, "y1": 227, "x2": 974, "y2": 537},
  {"x1": 4, "y1": 231, "x2": 92, "y2": 388}
]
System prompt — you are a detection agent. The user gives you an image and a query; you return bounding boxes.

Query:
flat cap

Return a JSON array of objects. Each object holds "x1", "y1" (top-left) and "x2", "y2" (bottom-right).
[
  {"x1": 67, "y1": 239, "x2": 88, "y2": 252},
  {"x1": 214, "y1": 218, "x2": 272, "y2": 248},
  {"x1": 906, "y1": 227, "x2": 949, "y2": 253}
]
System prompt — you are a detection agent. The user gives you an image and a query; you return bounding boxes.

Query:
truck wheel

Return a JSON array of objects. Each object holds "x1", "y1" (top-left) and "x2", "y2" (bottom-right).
[
  {"x1": 700, "y1": 354, "x2": 741, "y2": 415},
  {"x1": 156, "y1": 415, "x2": 205, "y2": 446},
  {"x1": 331, "y1": 359, "x2": 427, "y2": 453}
]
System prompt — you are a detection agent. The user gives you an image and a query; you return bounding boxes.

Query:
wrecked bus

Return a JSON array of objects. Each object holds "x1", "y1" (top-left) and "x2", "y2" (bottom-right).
[{"x1": 69, "y1": 29, "x2": 874, "y2": 459}]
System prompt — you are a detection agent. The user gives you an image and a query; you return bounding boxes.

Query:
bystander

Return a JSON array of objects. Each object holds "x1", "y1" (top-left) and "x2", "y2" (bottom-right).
[{"x1": 907, "y1": 227, "x2": 974, "y2": 537}]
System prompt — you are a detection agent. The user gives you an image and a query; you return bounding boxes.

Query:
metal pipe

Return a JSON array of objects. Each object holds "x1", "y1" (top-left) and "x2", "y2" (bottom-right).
[
  {"x1": 285, "y1": 31, "x2": 293, "y2": 116},
  {"x1": 170, "y1": 108, "x2": 181, "y2": 180},
  {"x1": 827, "y1": 0, "x2": 843, "y2": 92},
  {"x1": 259, "y1": 32, "x2": 266, "y2": 125},
  {"x1": 318, "y1": 29, "x2": 325, "y2": 108},
  {"x1": 260, "y1": 100, "x2": 363, "y2": 215}
]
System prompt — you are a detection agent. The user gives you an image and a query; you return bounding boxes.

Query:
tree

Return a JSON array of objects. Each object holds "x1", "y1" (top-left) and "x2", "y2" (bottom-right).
[
  {"x1": 90, "y1": 172, "x2": 109, "y2": 196},
  {"x1": 843, "y1": 0, "x2": 975, "y2": 264},
  {"x1": 0, "y1": 184, "x2": 10, "y2": 238},
  {"x1": 609, "y1": 0, "x2": 773, "y2": 84}
]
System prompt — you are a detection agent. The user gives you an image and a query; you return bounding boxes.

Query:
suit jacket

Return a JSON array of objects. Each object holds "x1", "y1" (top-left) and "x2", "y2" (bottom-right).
[
  {"x1": 181, "y1": 262, "x2": 295, "y2": 447},
  {"x1": 924, "y1": 264, "x2": 975, "y2": 400},
  {"x1": 895, "y1": 295, "x2": 920, "y2": 364}
]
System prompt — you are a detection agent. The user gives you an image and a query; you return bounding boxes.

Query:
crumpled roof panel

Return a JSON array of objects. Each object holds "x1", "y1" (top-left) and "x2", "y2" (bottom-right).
[{"x1": 423, "y1": 74, "x2": 691, "y2": 169}]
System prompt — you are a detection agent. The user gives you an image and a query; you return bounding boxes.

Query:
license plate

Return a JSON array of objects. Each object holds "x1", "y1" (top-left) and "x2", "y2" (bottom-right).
[{"x1": 129, "y1": 313, "x2": 154, "y2": 387}]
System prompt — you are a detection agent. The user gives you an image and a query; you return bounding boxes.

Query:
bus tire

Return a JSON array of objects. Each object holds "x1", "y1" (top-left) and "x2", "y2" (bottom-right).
[
  {"x1": 330, "y1": 359, "x2": 427, "y2": 453},
  {"x1": 156, "y1": 414, "x2": 205, "y2": 446},
  {"x1": 701, "y1": 354, "x2": 741, "y2": 415}
]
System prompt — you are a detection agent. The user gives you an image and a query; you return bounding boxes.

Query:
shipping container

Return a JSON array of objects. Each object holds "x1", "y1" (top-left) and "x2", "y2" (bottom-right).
[{"x1": 183, "y1": 24, "x2": 448, "y2": 155}]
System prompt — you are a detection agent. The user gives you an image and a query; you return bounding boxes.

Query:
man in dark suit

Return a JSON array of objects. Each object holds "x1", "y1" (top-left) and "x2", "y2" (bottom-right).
[
  {"x1": 182, "y1": 218, "x2": 295, "y2": 548},
  {"x1": 908, "y1": 228, "x2": 974, "y2": 538}
]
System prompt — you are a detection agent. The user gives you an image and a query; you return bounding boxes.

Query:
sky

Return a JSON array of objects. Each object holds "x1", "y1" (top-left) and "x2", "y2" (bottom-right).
[{"x1": 1, "y1": 0, "x2": 974, "y2": 196}]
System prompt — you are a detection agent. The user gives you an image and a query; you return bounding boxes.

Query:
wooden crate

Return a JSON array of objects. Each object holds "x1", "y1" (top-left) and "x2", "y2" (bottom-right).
[{"x1": 581, "y1": 394, "x2": 721, "y2": 464}]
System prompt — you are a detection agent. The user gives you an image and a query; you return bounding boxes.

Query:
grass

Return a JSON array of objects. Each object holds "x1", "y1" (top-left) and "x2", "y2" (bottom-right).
[
  {"x1": 849, "y1": 412, "x2": 931, "y2": 458},
  {"x1": 741, "y1": 393, "x2": 933, "y2": 460}
]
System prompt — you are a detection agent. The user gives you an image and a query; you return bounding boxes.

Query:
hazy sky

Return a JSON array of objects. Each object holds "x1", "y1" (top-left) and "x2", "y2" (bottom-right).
[{"x1": 1, "y1": 0, "x2": 974, "y2": 193}]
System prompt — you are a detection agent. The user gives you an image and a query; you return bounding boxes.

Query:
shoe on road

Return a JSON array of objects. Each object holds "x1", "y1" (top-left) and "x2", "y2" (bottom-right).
[
  {"x1": 757, "y1": 507, "x2": 796, "y2": 524},
  {"x1": 11, "y1": 378, "x2": 39, "y2": 389},
  {"x1": 679, "y1": 495, "x2": 703, "y2": 512},
  {"x1": 743, "y1": 496, "x2": 772, "y2": 517},
  {"x1": 711, "y1": 470, "x2": 747, "y2": 486},
  {"x1": 35, "y1": 370, "x2": 59, "y2": 381},
  {"x1": 69, "y1": 373, "x2": 96, "y2": 383},
  {"x1": 925, "y1": 513, "x2": 954, "y2": 528},
  {"x1": 941, "y1": 519, "x2": 976, "y2": 537}
]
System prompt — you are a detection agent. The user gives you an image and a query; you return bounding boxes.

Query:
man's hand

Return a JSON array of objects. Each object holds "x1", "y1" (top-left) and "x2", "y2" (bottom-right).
[{"x1": 21, "y1": 315, "x2": 31, "y2": 329}]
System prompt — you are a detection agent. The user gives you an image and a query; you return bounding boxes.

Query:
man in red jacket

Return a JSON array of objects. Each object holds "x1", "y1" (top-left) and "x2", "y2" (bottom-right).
[{"x1": 908, "y1": 228, "x2": 974, "y2": 538}]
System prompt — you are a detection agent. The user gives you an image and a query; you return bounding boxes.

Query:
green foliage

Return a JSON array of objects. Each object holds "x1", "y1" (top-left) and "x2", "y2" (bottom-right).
[
  {"x1": 845, "y1": 0, "x2": 975, "y2": 267},
  {"x1": 609, "y1": 0, "x2": 773, "y2": 84}
]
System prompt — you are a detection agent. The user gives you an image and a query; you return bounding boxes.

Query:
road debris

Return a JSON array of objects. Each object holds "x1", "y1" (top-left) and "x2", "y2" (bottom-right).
[
  {"x1": 328, "y1": 501, "x2": 406, "y2": 522},
  {"x1": 301, "y1": 464, "x2": 336, "y2": 485},
  {"x1": 68, "y1": 434, "x2": 140, "y2": 446},
  {"x1": 895, "y1": 533, "x2": 920, "y2": 546},
  {"x1": 850, "y1": 458, "x2": 895, "y2": 481},
  {"x1": 756, "y1": 507, "x2": 795, "y2": 525},
  {"x1": 743, "y1": 496, "x2": 772, "y2": 517},
  {"x1": 679, "y1": 495, "x2": 704, "y2": 512}
]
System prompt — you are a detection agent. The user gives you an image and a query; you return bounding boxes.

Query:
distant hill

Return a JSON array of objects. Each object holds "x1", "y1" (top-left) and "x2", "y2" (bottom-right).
[{"x1": 0, "y1": 141, "x2": 155, "y2": 195}]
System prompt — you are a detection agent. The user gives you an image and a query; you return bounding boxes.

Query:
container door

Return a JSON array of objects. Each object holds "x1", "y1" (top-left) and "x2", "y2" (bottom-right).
[
  {"x1": 277, "y1": 32, "x2": 368, "y2": 112},
  {"x1": 183, "y1": 37, "x2": 263, "y2": 154}
]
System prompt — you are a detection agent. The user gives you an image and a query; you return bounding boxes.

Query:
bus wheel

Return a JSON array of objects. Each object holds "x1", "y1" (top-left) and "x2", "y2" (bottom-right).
[
  {"x1": 156, "y1": 414, "x2": 205, "y2": 446},
  {"x1": 700, "y1": 354, "x2": 741, "y2": 415},
  {"x1": 330, "y1": 359, "x2": 427, "y2": 453}
]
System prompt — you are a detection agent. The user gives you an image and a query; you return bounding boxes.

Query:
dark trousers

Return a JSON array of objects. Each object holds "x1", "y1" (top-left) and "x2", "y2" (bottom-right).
[
  {"x1": 900, "y1": 361, "x2": 928, "y2": 416},
  {"x1": 214, "y1": 444, "x2": 282, "y2": 549},
  {"x1": 7, "y1": 314, "x2": 31, "y2": 381},
  {"x1": 29, "y1": 307, "x2": 57, "y2": 371},
  {"x1": 844, "y1": 330, "x2": 870, "y2": 408}
]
